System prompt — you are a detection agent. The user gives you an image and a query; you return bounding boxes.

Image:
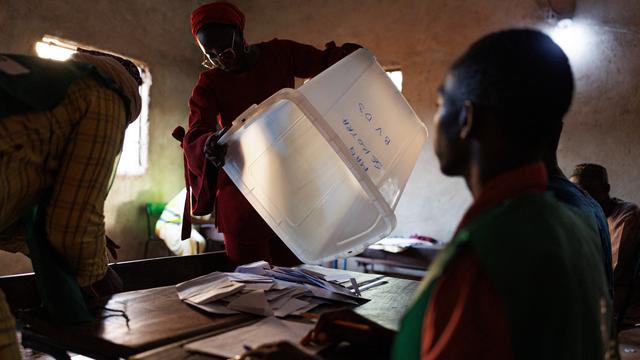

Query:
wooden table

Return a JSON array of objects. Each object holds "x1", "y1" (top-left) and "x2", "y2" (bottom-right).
[
  {"x1": 131, "y1": 276, "x2": 418, "y2": 360},
  {"x1": 3, "y1": 254, "x2": 419, "y2": 359},
  {"x1": 20, "y1": 286, "x2": 254, "y2": 359}
]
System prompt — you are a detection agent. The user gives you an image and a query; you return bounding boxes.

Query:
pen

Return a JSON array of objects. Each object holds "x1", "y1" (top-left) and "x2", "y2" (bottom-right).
[
  {"x1": 350, "y1": 278, "x2": 361, "y2": 296},
  {"x1": 359, "y1": 279, "x2": 388, "y2": 292},
  {"x1": 300, "y1": 313, "x2": 372, "y2": 332}
]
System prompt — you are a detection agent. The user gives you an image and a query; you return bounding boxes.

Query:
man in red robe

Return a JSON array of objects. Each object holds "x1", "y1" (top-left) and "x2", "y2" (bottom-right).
[{"x1": 174, "y1": 1, "x2": 360, "y2": 266}]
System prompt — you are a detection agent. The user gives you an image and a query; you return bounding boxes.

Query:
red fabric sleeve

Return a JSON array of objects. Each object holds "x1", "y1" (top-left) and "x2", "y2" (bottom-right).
[
  {"x1": 184, "y1": 72, "x2": 220, "y2": 215},
  {"x1": 421, "y1": 248, "x2": 513, "y2": 360},
  {"x1": 279, "y1": 40, "x2": 360, "y2": 79}
]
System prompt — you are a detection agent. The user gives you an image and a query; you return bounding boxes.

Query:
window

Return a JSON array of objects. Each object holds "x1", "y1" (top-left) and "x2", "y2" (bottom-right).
[
  {"x1": 35, "y1": 35, "x2": 151, "y2": 176},
  {"x1": 386, "y1": 69, "x2": 403, "y2": 92}
]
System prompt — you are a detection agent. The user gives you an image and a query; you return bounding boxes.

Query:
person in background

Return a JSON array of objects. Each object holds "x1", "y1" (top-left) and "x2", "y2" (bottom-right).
[
  {"x1": 542, "y1": 113, "x2": 613, "y2": 297},
  {"x1": 0, "y1": 50, "x2": 142, "y2": 357},
  {"x1": 173, "y1": 1, "x2": 361, "y2": 267},
  {"x1": 242, "y1": 29, "x2": 614, "y2": 360},
  {"x1": 571, "y1": 163, "x2": 640, "y2": 326},
  {"x1": 155, "y1": 188, "x2": 223, "y2": 256}
]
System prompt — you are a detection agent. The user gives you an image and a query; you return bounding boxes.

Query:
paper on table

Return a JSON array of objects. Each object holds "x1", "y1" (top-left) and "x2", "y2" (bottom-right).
[
  {"x1": 291, "y1": 302, "x2": 320, "y2": 316},
  {"x1": 269, "y1": 292, "x2": 297, "y2": 310},
  {"x1": 185, "y1": 300, "x2": 239, "y2": 315},
  {"x1": 176, "y1": 265, "x2": 371, "y2": 317},
  {"x1": 189, "y1": 281, "x2": 245, "y2": 304},
  {"x1": 227, "y1": 290, "x2": 273, "y2": 316},
  {"x1": 273, "y1": 279, "x2": 301, "y2": 290},
  {"x1": 274, "y1": 298, "x2": 310, "y2": 318},
  {"x1": 176, "y1": 272, "x2": 227, "y2": 300},
  {"x1": 184, "y1": 317, "x2": 320, "y2": 358},
  {"x1": 235, "y1": 260, "x2": 271, "y2": 276},
  {"x1": 176, "y1": 273, "x2": 246, "y2": 304},
  {"x1": 264, "y1": 287, "x2": 295, "y2": 301},
  {"x1": 243, "y1": 282, "x2": 275, "y2": 291},
  {"x1": 227, "y1": 272, "x2": 274, "y2": 283},
  {"x1": 266, "y1": 283, "x2": 306, "y2": 301},
  {"x1": 304, "y1": 284, "x2": 360, "y2": 305},
  {"x1": 268, "y1": 285, "x2": 307, "y2": 310},
  {"x1": 298, "y1": 264, "x2": 385, "y2": 287}
]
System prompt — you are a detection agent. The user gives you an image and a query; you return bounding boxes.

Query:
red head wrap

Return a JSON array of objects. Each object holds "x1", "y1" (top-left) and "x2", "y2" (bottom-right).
[{"x1": 190, "y1": 1, "x2": 245, "y2": 38}]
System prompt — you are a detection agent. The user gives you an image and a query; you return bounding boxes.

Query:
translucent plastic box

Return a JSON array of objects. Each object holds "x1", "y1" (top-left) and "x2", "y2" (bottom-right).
[{"x1": 219, "y1": 49, "x2": 428, "y2": 263}]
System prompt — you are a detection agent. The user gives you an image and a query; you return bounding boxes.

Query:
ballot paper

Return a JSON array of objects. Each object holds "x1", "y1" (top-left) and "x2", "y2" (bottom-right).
[
  {"x1": 227, "y1": 290, "x2": 273, "y2": 316},
  {"x1": 368, "y1": 237, "x2": 443, "y2": 253},
  {"x1": 184, "y1": 317, "x2": 321, "y2": 358},
  {"x1": 299, "y1": 264, "x2": 385, "y2": 288},
  {"x1": 304, "y1": 284, "x2": 359, "y2": 304},
  {"x1": 185, "y1": 300, "x2": 239, "y2": 315},
  {"x1": 176, "y1": 272, "x2": 246, "y2": 304},
  {"x1": 273, "y1": 298, "x2": 311, "y2": 318},
  {"x1": 236, "y1": 260, "x2": 271, "y2": 276},
  {"x1": 176, "y1": 263, "x2": 372, "y2": 317}
]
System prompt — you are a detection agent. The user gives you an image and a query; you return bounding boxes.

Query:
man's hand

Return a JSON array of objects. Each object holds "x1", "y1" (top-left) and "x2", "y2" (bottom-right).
[
  {"x1": 302, "y1": 309, "x2": 394, "y2": 356},
  {"x1": 341, "y1": 43, "x2": 363, "y2": 56},
  {"x1": 81, "y1": 267, "x2": 123, "y2": 301},
  {"x1": 204, "y1": 129, "x2": 229, "y2": 168}
]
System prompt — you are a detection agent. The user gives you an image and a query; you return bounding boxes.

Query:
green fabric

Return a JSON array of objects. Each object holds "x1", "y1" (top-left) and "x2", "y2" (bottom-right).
[
  {"x1": 392, "y1": 239, "x2": 463, "y2": 360},
  {"x1": 392, "y1": 192, "x2": 611, "y2": 360},
  {"x1": 25, "y1": 200, "x2": 93, "y2": 324},
  {"x1": 146, "y1": 202, "x2": 167, "y2": 238}
]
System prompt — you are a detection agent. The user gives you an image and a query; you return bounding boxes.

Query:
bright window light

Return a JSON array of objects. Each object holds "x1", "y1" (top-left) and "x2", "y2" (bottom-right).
[
  {"x1": 549, "y1": 20, "x2": 591, "y2": 60},
  {"x1": 386, "y1": 70, "x2": 403, "y2": 92},
  {"x1": 117, "y1": 69, "x2": 151, "y2": 176},
  {"x1": 34, "y1": 35, "x2": 151, "y2": 176},
  {"x1": 35, "y1": 40, "x2": 75, "y2": 61}
]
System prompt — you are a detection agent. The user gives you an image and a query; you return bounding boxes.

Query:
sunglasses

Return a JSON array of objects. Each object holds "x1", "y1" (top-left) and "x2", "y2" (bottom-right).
[{"x1": 201, "y1": 32, "x2": 236, "y2": 70}]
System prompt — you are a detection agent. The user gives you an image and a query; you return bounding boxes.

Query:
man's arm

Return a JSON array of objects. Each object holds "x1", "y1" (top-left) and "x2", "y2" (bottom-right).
[{"x1": 183, "y1": 73, "x2": 221, "y2": 215}]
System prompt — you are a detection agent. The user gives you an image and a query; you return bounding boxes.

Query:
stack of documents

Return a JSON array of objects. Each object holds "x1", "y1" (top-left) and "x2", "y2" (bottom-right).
[
  {"x1": 176, "y1": 261, "x2": 377, "y2": 317},
  {"x1": 184, "y1": 316, "x2": 321, "y2": 358}
]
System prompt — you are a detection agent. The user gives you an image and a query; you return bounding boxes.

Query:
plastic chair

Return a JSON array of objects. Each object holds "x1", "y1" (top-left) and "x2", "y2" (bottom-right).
[{"x1": 143, "y1": 202, "x2": 170, "y2": 258}]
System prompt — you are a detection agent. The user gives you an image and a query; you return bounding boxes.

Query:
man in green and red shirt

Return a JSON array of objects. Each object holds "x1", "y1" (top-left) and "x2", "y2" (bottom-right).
[{"x1": 390, "y1": 29, "x2": 614, "y2": 359}]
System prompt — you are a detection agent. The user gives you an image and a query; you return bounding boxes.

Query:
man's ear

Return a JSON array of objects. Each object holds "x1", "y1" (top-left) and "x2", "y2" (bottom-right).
[
  {"x1": 459, "y1": 100, "x2": 474, "y2": 140},
  {"x1": 605, "y1": 183, "x2": 611, "y2": 195}
]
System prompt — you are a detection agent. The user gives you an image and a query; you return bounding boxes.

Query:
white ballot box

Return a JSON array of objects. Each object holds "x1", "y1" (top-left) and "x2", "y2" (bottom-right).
[{"x1": 219, "y1": 49, "x2": 428, "y2": 263}]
